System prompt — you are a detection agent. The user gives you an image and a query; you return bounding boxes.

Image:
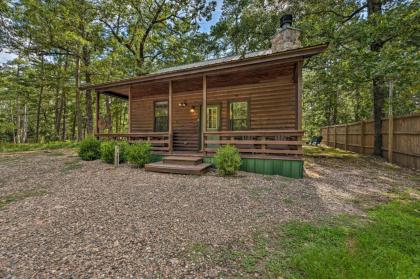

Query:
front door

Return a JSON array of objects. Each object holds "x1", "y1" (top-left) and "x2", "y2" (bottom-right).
[
  {"x1": 173, "y1": 105, "x2": 201, "y2": 152},
  {"x1": 205, "y1": 104, "x2": 221, "y2": 149}
]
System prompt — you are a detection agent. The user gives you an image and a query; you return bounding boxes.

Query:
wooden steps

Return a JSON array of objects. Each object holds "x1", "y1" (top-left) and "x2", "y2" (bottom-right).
[
  {"x1": 145, "y1": 156, "x2": 211, "y2": 175},
  {"x1": 163, "y1": 156, "x2": 203, "y2": 165}
]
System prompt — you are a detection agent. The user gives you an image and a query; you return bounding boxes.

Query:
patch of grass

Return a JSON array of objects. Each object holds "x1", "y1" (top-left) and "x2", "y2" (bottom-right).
[
  {"x1": 283, "y1": 197, "x2": 294, "y2": 205},
  {"x1": 0, "y1": 141, "x2": 78, "y2": 153},
  {"x1": 191, "y1": 242, "x2": 209, "y2": 254},
  {"x1": 0, "y1": 189, "x2": 48, "y2": 210},
  {"x1": 188, "y1": 242, "x2": 211, "y2": 263},
  {"x1": 62, "y1": 159, "x2": 83, "y2": 173},
  {"x1": 304, "y1": 145, "x2": 360, "y2": 159},
  {"x1": 45, "y1": 151, "x2": 66, "y2": 156},
  {"x1": 240, "y1": 233, "x2": 269, "y2": 273},
  {"x1": 210, "y1": 200, "x2": 420, "y2": 278}
]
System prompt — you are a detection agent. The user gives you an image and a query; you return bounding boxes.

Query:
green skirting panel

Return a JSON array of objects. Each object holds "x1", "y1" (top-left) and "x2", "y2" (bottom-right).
[
  {"x1": 203, "y1": 157, "x2": 303, "y2": 179},
  {"x1": 151, "y1": 154, "x2": 163, "y2": 162}
]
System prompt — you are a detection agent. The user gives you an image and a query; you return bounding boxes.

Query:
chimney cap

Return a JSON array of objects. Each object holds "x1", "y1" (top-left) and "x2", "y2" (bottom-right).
[{"x1": 280, "y1": 14, "x2": 293, "y2": 29}]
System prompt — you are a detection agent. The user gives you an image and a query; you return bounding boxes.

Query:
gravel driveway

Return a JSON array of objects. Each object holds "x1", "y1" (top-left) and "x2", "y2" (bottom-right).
[{"x1": 0, "y1": 149, "x2": 417, "y2": 278}]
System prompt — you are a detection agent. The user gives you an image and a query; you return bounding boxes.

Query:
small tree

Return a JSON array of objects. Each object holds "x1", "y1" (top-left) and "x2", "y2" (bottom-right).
[
  {"x1": 127, "y1": 142, "x2": 152, "y2": 167},
  {"x1": 214, "y1": 145, "x2": 241, "y2": 176},
  {"x1": 78, "y1": 137, "x2": 101, "y2": 161},
  {"x1": 100, "y1": 140, "x2": 128, "y2": 164}
]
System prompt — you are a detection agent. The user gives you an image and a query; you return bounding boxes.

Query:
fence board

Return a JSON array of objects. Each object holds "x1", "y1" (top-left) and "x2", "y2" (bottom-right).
[{"x1": 320, "y1": 113, "x2": 420, "y2": 169}]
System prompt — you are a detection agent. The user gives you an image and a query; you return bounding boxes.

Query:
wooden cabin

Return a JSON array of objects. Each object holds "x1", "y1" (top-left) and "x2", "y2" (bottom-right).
[{"x1": 81, "y1": 18, "x2": 327, "y2": 178}]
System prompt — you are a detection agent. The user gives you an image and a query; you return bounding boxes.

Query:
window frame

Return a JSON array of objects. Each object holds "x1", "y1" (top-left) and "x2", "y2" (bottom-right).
[
  {"x1": 153, "y1": 100, "x2": 169, "y2": 132},
  {"x1": 228, "y1": 99, "x2": 250, "y2": 131}
]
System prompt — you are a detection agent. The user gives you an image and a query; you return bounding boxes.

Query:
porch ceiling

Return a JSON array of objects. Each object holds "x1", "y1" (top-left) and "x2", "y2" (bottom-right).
[{"x1": 99, "y1": 85, "x2": 130, "y2": 99}]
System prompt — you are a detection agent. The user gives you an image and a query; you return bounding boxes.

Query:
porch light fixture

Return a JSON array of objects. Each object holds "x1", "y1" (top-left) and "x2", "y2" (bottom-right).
[
  {"x1": 190, "y1": 106, "x2": 195, "y2": 113},
  {"x1": 178, "y1": 101, "x2": 187, "y2": 107}
]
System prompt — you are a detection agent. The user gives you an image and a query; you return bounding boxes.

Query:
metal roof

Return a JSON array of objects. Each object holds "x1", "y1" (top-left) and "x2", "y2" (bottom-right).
[
  {"x1": 80, "y1": 44, "x2": 328, "y2": 92},
  {"x1": 155, "y1": 49, "x2": 273, "y2": 74}
]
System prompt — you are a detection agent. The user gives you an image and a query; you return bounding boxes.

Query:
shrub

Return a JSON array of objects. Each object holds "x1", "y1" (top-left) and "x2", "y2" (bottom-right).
[
  {"x1": 214, "y1": 144, "x2": 241, "y2": 176},
  {"x1": 78, "y1": 137, "x2": 101, "y2": 160},
  {"x1": 100, "y1": 140, "x2": 128, "y2": 164},
  {"x1": 127, "y1": 142, "x2": 152, "y2": 167}
]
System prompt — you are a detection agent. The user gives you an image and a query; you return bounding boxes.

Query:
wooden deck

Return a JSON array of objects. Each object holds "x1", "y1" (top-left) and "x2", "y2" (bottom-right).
[{"x1": 145, "y1": 156, "x2": 211, "y2": 175}]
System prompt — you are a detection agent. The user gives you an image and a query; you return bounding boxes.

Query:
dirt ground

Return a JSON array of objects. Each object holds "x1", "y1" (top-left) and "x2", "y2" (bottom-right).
[{"x1": 0, "y1": 148, "x2": 418, "y2": 278}]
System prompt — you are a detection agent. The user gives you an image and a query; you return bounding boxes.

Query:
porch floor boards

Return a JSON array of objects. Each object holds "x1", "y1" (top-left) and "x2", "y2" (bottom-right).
[{"x1": 145, "y1": 155, "x2": 211, "y2": 175}]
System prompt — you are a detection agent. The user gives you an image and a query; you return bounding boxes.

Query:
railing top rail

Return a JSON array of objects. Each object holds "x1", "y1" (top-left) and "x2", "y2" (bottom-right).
[
  {"x1": 204, "y1": 129, "x2": 304, "y2": 135},
  {"x1": 96, "y1": 132, "x2": 169, "y2": 137}
]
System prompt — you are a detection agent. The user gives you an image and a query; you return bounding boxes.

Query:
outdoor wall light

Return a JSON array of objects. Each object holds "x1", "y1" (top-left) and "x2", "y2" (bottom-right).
[
  {"x1": 178, "y1": 101, "x2": 187, "y2": 107},
  {"x1": 190, "y1": 106, "x2": 196, "y2": 113}
]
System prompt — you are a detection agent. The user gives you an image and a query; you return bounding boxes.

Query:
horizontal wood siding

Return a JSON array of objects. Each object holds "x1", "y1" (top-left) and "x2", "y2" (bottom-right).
[
  {"x1": 130, "y1": 95, "x2": 168, "y2": 132},
  {"x1": 128, "y1": 62, "x2": 298, "y2": 152},
  {"x1": 207, "y1": 79, "x2": 296, "y2": 130}
]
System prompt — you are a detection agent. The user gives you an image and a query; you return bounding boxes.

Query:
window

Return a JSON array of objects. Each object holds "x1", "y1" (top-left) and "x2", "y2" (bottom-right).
[
  {"x1": 207, "y1": 105, "x2": 220, "y2": 130},
  {"x1": 230, "y1": 101, "x2": 249, "y2": 130},
  {"x1": 154, "y1": 101, "x2": 168, "y2": 132}
]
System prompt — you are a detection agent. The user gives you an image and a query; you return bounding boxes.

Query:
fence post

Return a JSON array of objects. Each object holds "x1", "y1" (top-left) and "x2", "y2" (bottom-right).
[
  {"x1": 388, "y1": 117, "x2": 394, "y2": 163},
  {"x1": 114, "y1": 145, "x2": 120, "y2": 167},
  {"x1": 345, "y1": 124, "x2": 348, "y2": 151},
  {"x1": 326, "y1": 127, "x2": 329, "y2": 146},
  {"x1": 334, "y1": 126, "x2": 337, "y2": 148},
  {"x1": 388, "y1": 81, "x2": 394, "y2": 163},
  {"x1": 360, "y1": 120, "x2": 365, "y2": 154}
]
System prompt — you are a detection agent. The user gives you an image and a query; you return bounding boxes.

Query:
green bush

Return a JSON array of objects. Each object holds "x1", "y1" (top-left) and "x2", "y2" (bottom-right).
[
  {"x1": 78, "y1": 137, "x2": 101, "y2": 160},
  {"x1": 214, "y1": 144, "x2": 241, "y2": 176},
  {"x1": 100, "y1": 140, "x2": 128, "y2": 164},
  {"x1": 127, "y1": 142, "x2": 152, "y2": 167}
]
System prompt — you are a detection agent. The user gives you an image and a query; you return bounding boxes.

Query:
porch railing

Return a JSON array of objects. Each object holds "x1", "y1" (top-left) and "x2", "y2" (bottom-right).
[
  {"x1": 96, "y1": 132, "x2": 172, "y2": 152},
  {"x1": 203, "y1": 130, "x2": 304, "y2": 158}
]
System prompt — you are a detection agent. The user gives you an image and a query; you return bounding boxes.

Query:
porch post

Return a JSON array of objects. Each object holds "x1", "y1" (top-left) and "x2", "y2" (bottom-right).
[
  {"x1": 128, "y1": 86, "x2": 132, "y2": 133},
  {"x1": 201, "y1": 75, "x2": 207, "y2": 152},
  {"x1": 168, "y1": 80, "x2": 173, "y2": 153},
  {"x1": 296, "y1": 60, "x2": 303, "y2": 130},
  {"x1": 95, "y1": 91, "x2": 100, "y2": 138}
]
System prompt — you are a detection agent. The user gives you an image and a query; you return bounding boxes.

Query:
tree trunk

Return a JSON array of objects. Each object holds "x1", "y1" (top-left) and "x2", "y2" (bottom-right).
[
  {"x1": 372, "y1": 76, "x2": 385, "y2": 155},
  {"x1": 22, "y1": 102, "x2": 28, "y2": 143},
  {"x1": 75, "y1": 56, "x2": 83, "y2": 141},
  {"x1": 71, "y1": 109, "x2": 76, "y2": 141},
  {"x1": 15, "y1": 65, "x2": 21, "y2": 144},
  {"x1": 55, "y1": 57, "x2": 65, "y2": 137},
  {"x1": 35, "y1": 55, "x2": 45, "y2": 143},
  {"x1": 83, "y1": 47, "x2": 93, "y2": 135},
  {"x1": 10, "y1": 102, "x2": 16, "y2": 144},
  {"x1": 354, "y1": 90, "x2": 361, "y2": 121},
  {"x1": 368, "y1": 0, "x2": 385, "y2": 156},
  {"x1": 62, "y1": 89, "x2": 67, "y2": 141}
]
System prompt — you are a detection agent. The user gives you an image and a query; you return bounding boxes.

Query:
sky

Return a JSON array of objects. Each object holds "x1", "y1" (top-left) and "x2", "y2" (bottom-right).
[
  {"x1": 0, "y1": 0, "x2": 223, "y2": 64},
  {"x1": 199, "y1": 0, "x2": 223, "y2": 33}
]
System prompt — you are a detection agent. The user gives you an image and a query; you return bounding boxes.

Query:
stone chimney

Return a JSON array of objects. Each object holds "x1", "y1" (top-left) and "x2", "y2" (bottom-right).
[{"x1": 271, "y1": 14, "x2": 302, "y2": 53}]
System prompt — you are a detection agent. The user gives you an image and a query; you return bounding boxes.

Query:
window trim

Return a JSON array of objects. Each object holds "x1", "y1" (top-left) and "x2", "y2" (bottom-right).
[
  {"x1": 153, "y1": 100, "x2": 169, "y2": 132},
  {"x1": 228, "y1": 99, "x2": 250, "y2": 131}
]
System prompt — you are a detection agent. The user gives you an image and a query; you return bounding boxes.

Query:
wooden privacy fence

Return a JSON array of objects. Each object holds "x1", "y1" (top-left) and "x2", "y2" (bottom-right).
[{"x1": 320, "y1": 113, "x2": 420, "y2": 169}]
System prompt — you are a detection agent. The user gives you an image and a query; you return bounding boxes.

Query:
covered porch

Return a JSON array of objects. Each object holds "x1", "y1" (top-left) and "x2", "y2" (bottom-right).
[
  {"x1": 79, "y1": 44, "x2": 330, "y2": 177},
  {"x1": 91, "y1": 62, "x2": 305, "y2": 161}
]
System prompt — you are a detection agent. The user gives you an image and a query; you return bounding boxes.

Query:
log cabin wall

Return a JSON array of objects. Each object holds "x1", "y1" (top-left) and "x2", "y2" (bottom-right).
[
  {"x1": 128, "y1": 61, "x2": 299, "y2": 151},
  {"x1": 206, "y1": 62, "x2": 297, "y2": 130},
  {"x1": 130, "y1": 82, "x2": 168, "y2": 132}
]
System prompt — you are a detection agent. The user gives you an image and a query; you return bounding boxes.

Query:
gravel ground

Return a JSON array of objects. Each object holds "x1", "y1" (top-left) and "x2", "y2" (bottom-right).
[{"x1": 0, "y1": 149, "x2": 418, "y2": 278}]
